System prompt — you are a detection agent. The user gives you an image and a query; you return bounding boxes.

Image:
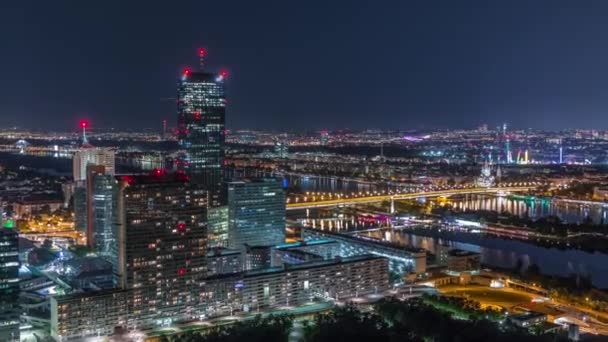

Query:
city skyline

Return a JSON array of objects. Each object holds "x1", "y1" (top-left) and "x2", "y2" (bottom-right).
[
  {"x1": 4, "y1": 2, "x2": 608, "y2": 341},
  {"x1": 4, "y1": 1, "x2": 608, "y2": 131}
]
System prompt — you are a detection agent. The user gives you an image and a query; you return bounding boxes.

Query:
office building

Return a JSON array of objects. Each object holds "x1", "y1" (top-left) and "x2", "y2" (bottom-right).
[
  {"x1": 244, "y1": 244, "x2": 273, "y2": 270},
  {"x1": 206, "y1": 247, "x2": 243, "y2": 276},
  {"x1": 115, "y1": 172, "x2": 208, "y2": 328},
  {"x1": 85, "y1": 166, "x2": 119, "y2": 275},
  {"x1": 51, "y1": 172, "x2": 209, "y2": 339},
  {"x1": 0, "y1": 225, "x2": 20, "y2": 341},
  {"x1": 72, "y1": 146, "x2": 115, "y2": 234},
  {"x1": 177, "y1": 62, "x2": 226, "y2": 206},
  {"x1": 227, "y1": 179, "x2": 285, "y2": 250},
  {"x1": 207, "y1": 206, "x2": 229, "y2": 248}
]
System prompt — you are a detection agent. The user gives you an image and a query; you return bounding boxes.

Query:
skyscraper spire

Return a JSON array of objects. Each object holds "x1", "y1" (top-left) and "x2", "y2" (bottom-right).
[
  {"x1": 80, "y1": 120, "x2": 89, "y2": 144},
  {"x1": 198, "y1": 48, "x2": 206, "y2": 70}
]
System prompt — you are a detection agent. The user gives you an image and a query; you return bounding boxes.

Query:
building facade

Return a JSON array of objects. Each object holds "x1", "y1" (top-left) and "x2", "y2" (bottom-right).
[
  {"x1": 228, "y1": 179, "x2": 286, "y2": 250},
  {"x1": 51, "y1": 289, "x2": 128, "y2": 341},
  {"x1": 447, "y1": 249, "x2": 481, "y2": 272},
  {"x1": 72, "y1": 147, "x2": 115, "y2": 182},
  {"x1": 115, "y1": 172, "x2": 208, "y2": 329},
  {"x1": 207, "y1": 206, "x2": 229, "y2": 248},
  {"x1": 201, "y1": 255, "x2": 389, "y2": 318},
  {"x1": 177, "y1": 70, "x2": 226, "y2": 206},
  {"x1": 0, "y1": 226, "x2": 19, "y2": 341},
  {"x1": 90, "y1": 171, "x2": 118, "y2": 273},
  {"x1": 206, "y1": 247, "x2": 243, "y2": 276}
]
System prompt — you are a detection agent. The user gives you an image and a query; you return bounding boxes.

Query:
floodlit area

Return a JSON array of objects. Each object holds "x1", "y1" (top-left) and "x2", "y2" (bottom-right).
[{"x1": 439, "y1": 284, "x2": 534, "y2": 310}]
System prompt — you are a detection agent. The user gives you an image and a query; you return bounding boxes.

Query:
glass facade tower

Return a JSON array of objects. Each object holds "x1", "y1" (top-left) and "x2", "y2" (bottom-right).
[
  {"x1": 91, "y1": 172, "x2": 118, "y2": 274},
  {"x1": 227, "y1": 178, "x2": 286, "y2": 250},
  {"x1": 177, "y1": 71, "x2": 226, "y2": 207}
]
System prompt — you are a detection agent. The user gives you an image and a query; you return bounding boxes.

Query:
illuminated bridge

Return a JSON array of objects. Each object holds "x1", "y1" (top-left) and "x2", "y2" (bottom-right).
[{"x1": 286, "y1": 186, "x2": 536, "y2": 211}]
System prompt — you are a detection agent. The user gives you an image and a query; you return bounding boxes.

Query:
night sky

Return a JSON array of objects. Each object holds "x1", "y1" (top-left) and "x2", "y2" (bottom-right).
[{"x1": 2, "y1": 1, "x2": 608, "y2": 131}]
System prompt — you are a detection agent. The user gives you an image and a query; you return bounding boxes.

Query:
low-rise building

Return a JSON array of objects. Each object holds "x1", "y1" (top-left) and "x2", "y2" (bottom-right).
[
  {"x1": 447, "y1": 249, "x2": 481, "y2": 272},
  {"x1": 13, "y1": 198, "x2": 63, "y2": 218},
  {"x1": 206, "y1": 247, "x2": 243, "y2": 276},
  {"x1": 51, "y1": 289, "x2": 128, "y2": 341},
  {"x1": 271, "y1": 239, "x2": 340, "y2": 267},
  {"x1": 302, "y1": 228, "x2": 426, "y2": 275},
  {"x1": 50, "y1": 255, "x2": 389, "y2": 339},
  {"x1": 201, "y1": 254, "x2": 389, "y2": 318},
  {"x1": 508, "y1": 311, "x2": 547, "y2": 328}
]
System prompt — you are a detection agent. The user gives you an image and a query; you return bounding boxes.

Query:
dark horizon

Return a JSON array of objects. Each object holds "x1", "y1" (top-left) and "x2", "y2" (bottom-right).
[{"x1": 3, "y1": 1, "x2": 608, "y2": 131}]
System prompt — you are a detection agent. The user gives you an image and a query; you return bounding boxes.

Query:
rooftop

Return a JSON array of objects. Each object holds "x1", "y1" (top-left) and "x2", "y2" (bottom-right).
[
  {"x1": 274, "y1": 239, "x2": 337, "y2": 250},
  {"x1": 116, "y1": 171, "x2": 190, "y2": 185},
  {"x1": 207, "y1": 247, "x2": 241, "y2": 257}
]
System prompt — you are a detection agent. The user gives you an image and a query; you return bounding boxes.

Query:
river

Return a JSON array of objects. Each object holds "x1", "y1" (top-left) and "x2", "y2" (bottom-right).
[
  {"x1": 289, "y1": 207, "x2": 608, "y2": 288},
  {"x1": 367, "y1": 228, "x2": 608, "y2": 288},
  {"x1": 449, "y1": 194, "x2": 608, "y2": 225}
]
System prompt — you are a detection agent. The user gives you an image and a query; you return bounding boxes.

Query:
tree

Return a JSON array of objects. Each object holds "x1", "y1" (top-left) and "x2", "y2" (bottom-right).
[{"x1": 304, "y1": 305, "x2": 396, "y2": 342}]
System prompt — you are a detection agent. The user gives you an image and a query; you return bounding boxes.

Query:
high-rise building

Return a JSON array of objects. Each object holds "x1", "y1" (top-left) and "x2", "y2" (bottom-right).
[
  {"x1": 115, "y1": 171, "x2": 208, "y2": 328},
  {"x1": 73, "y1": 146, "x2": 115, "y2": 182},
  {"x1": 0, "y1": 224, "x2": 20, "y2": 341},
  {"x1": 227, "y1": 179, "x2": 285, "y2": 250},
  {"x1": 87, "y1": 166, "x2": 118, "y2": 273},
  {"x1": 72, "y1": 143, "x2": 115, "y2": 234},
  {"x1": 177, "y1": 53, "x2": 227, "y2": 206}
]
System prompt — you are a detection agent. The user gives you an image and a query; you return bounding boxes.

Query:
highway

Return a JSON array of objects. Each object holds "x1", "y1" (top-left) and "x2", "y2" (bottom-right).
[{"x1": 286, "y1": 186, "x2": 536, "y2": 210}]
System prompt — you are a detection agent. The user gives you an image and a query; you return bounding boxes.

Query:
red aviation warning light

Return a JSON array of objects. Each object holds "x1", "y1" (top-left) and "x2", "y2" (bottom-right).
[
  {"x1": 79, "y1": 120, "x2": 89, "y2": 143},
  {"x1": 182, "y1": 67, "x2": 191, "y2": 80},
  {"x1": 216, "y1": 69, "x2": 228, "y2": 82}
]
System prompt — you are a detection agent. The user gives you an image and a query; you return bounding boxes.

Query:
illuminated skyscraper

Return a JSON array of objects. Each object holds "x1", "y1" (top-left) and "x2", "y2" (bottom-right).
[
  {"x1": 177, "y1": 50, "x2": 227, "y2": 206},
  {"x1": 115, "y1": 172, "x2": 208, "y2": 328},
  {"x1": 72, "y1": 123, "x2": 115, "y2": 234},
  {"x1": 0, "y1": 224, "x2": 19, "y2": 341},
  {"x1": 86, "y1": 166, "x2": 119, "y2": 273}
]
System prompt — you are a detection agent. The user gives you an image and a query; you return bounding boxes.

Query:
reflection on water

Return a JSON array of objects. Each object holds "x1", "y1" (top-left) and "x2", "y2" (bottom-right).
[
  {"x1": 300, "y1": 215, "x2": 391, "y2": 232},
  {"x1": 284, "y1": 174, "x2": 418, "y2": 194},
  {"x1": 366, "y1": 228, "x2": 608, "y2": 288},
  {"x1": 451, "y1": 195, "x2": 608, "y2": 225}
]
